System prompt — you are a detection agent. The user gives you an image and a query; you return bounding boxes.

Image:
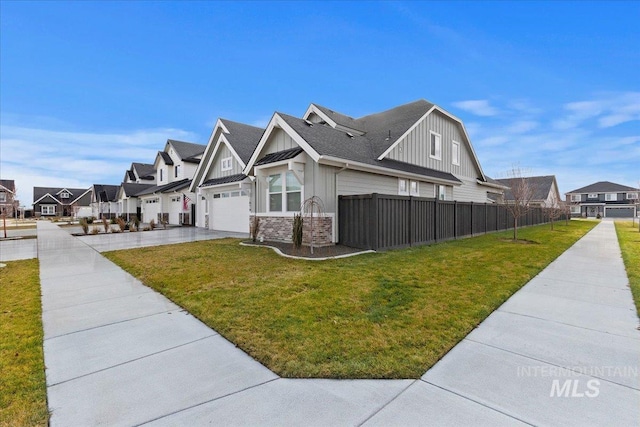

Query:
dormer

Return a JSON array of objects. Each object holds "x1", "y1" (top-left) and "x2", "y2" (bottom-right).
[{"x1": 56, "y1": 188, "x2": 73, "y2": 200}]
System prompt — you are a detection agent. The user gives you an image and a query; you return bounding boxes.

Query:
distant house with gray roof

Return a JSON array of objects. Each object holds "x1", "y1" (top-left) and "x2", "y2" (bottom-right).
[
  {"x1": 33, "y1": 186, "x2": 91, "y2": 218},
  {"x1": 566, "y1": 181, "x2": 639, "y2": 218},
  {"x1": 493, "y1": 175, "x2": 562, "y2": 208},
  {"x1": 190, "y1": 100, "x2": 503, "y2": 241},
  {"x1": 0, "y1": 179, "x2": 18, "y2": 217},
  {"x1": 137, "y1": 139, "x2": 206, "y2": 225},
  {"x1": 90, "y1": 184, "x2": 121, "y2": 219}
]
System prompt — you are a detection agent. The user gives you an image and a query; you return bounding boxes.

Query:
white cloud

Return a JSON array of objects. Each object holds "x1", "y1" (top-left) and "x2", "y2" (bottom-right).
[
  {"x1": 0, "y1": 119, "x2": 200, "y2": 206},
  {"x1": 553, "y1": 92, "x2": 640, "y2": 130},
  {"x1": 452, "y1": 100, "x2": 499, "y2": 117}
]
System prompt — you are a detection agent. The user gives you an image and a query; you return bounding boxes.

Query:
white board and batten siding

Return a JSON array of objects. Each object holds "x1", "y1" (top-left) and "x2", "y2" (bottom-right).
[
  {"x1": 387, "y1": 110, "x2": 480, "y2": 178},
  {"x1": 264, "y1": 128, "x2": 298, "y2": 154},
  {"x1": 209, "y1": 144, "x2": 244, "y2": 178}
]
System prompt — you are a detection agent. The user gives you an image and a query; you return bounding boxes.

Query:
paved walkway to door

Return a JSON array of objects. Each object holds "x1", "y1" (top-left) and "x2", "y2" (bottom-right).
[{"x1": 39, "y1": 220, "x2": 639, "y2": 426}]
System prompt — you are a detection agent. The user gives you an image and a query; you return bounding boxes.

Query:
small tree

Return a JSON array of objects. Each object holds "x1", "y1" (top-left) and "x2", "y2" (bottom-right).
[
  {"x1": 501, "y1": 166, "x2": 535, "y2": 241},
  {"x1": 546, "y1": 203, "x2": 564, "y2": 230},
  {"x1": 79, "y1": 217, "x2": 89, "y2": 235},
  {"x1": 301, "y1": 196, "x2": 325, "y2": 255},
  {"x1": 102, "y1": 217, "x2": 110, "y2": 233},
  {"x1": 292, "y1": 213, "x2": 303, "y2": 249}
]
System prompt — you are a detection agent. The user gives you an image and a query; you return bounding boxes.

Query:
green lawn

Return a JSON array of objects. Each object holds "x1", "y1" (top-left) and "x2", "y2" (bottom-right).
[
  {"x1": 615, "y1": 221, "x2": 640, "y2": 316},
  {"x1": 105, "y1": 220, "x2": 596, "y2": 379},
  {"x1": 0, "y1": 260, "x2": 48, "y2": 427}
]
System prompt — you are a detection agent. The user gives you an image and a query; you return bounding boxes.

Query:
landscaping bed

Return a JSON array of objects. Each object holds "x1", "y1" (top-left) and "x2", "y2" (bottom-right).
[
  {"x1": 0, "y1": 260, "x2": 48, "y2": 426},
  {"x1": 105, "y1": 220, "x2": 596, "y2": 379},
  {"x1": 242, "y1": 240, "x2": 368, "y2": 258}
]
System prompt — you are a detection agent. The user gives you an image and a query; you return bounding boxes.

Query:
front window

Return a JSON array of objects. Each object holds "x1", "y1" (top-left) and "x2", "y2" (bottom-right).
[
  {"x1": 605, "y1": 193, "x2": 617, "y2": 201},
  {"x1": 430, "y1": 131, "x2": 441, "y2": 160},
  {"x1": 588, "y1": 193, "x2": 597, "y2": 199},
  {"x1": 60, "y1": 191, "x2": 69, "y2": 199},
  {"x1": 571, "y1": 194, "x2": 581, "y2": 202},
  {"x1": 0, "y1": 193, "x2": 6, "y2": 202},
  {"x1": 160, "y1": 169, "x2": 164, "y2": 182},
  {"x1": 628, "y1": 192, "x2": 639, "y2": 200},
  {"x1": 268, "y1": 171, "x2": 302, "y2": 212},
  {"x1": 571, "y1": 206, "x2": 580, "y2": 214},
  {"x1": 221, "y1": 157, "x2": 233, "y2": 171},
  {"x1": 410, "y1": 181, "x2": 419, "y2": 196},
  {"x1": 452, "y1": 141, "x2": 460, "y2": 165},
  {"x1": 435, "y1": 185, "x2": 446, "y2": 200},
  {"x1": 398, "y1": 179, "x2": 408, "y2": 195},
  {"x1": 41, "y1": 205, "x2": 56, "y2": 215},
  {"x1": 174, "y1": 165, "x2": 181, "y2": 178}
]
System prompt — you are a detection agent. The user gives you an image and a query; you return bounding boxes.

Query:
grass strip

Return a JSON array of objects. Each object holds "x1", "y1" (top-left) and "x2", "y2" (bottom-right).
[{"x1": 105, "y1": 220, "x2": 596, "y2": 379}]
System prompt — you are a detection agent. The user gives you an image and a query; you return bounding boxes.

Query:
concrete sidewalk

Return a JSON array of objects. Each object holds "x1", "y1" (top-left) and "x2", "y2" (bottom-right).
[{"x1": 39, "y1": 220, "x2": 640, "y2": 426}]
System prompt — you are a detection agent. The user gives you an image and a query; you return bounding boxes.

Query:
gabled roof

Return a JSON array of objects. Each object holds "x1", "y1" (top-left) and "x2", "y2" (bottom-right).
[
  {"x1": 218, "y1": 119, "x2": 264, "y2": 164},
  {"x1": 158, "y1": 151, "x2": 174, "y2": 166},
  {"x1": 168, "y1": 140, "x2": 206, "y2": 163},
  {"x1": 92, "y1": 184, "x2": 120, "y2": 202},
  {"x1": 567, "y1": 181, "x2": 638, "y2": 194},
  {"x1": 33, "y1": 187, "x2": 89, "y2": 206},
  {"x1": 135, "y1": 178, "x2": 192, "y2": 196},
  {"x1": 495, "y1": 175, "x2": 558, "y2": 202},
  {"x1": 0, "y1": 179, "x2": 15, "y2": 193},
  {"x1": 132, "y1": 162, "x2": 155, "y2": 180},
  {"x1": 201, "y1": 174, "x2": 247, "y2": 188}
]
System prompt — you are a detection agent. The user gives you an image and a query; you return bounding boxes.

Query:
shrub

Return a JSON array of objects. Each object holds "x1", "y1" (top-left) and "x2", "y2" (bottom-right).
[
  {"x1": 149, "y1": 219, "x2": 156, "y2": 230},
  {"x1": 90, "y1": 226, "x2": 99, "y2": 235},
  {"x1": 292, "y1": 213, "x2": 303, "y2": 248},
  {"x1": 116, "y1": 217, "x2": 126, "y2": 232},
  {"x1": 132, "y1": 215, "x2": 140, "y2": 229},
  {"x1": 87, "y1": 217, "x2": 95, "y2": 224},
  {"x1": 102, "y1": 217, "x2": 110, "y2": 233},
  {"x1": 129, "y1": 223, "x2": 137, "y2": 232},
  {"x1": 161, "y1": 219, "x2": 168, "y2": 229},
  {"x1": 79, "y1": 218, "x2": 89, "y2": 235},
  {"x1": 110, "y1": 217, "x2": 117, "y2": 224},
  {"x1": 143, "y1": 226, "x2": 151, "y2": 231}
]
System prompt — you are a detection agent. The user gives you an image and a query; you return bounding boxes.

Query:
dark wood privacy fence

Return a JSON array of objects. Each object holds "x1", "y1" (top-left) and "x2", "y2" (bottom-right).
[{"x1": 338, "y1": 193, "x2": 557, "y2": 251}]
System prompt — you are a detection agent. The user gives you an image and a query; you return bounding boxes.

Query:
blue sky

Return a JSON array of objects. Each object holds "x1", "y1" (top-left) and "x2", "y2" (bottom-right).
[{"x1": 1, "y1": 1, "x2": 638, "y2": 206}]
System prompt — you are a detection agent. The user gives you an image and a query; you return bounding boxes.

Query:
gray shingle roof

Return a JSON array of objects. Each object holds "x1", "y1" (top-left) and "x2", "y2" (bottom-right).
[
  {"x1": 120, "y1": 182, "x2": 154, "y2": 197},
  {"x1": 159, "y1": 151, "x2": 174, "y2": 166},
  {"x1": 169, "y1": 140, "x2": 206, "y2": 162},
  {"x1": 135, "y1": 179, "x2": 192, "y2": 196},
  {"x1": 277, "y1": 112, "x2": 460, "y2": 184},
  {"x1": 201, "y1": 174, "x2": 247, "y2": 187},
  {"x1": 0, "y1": 180, "x2": 15, "y2": 192},
  {"x1": 567, "y1": 181, "x2": 638, "y2": 194},
  {"x1": 313, "y1": 104, "x2": 364, "y2": 132},
  {"x1": 33, "y1": 187, "x2": 89, "y2": 205},
  {"x1": 495, "y1": 175, "x2": 557, "y2": 202},
  {"x1": 132, "y1": 163, "x2": 155, "y2": 180},
  {"x1": 255, "y1": 147, "x2": 304, "y2": 166},
  {"x1": 219, "y1": 119, "x2": 264, "y2": 164},
  {"x1": 93, "y1": 184, "x2": 120, "y2": 202}
]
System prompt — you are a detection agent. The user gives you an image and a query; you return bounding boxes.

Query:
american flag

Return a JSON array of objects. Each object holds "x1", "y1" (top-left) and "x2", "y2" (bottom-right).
[{"x1": 183, "y1": 194, "x2": 191, "y2": 211}]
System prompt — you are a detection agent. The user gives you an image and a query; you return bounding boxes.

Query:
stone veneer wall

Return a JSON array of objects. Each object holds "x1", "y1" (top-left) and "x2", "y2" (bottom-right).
[{"x1": 251, "y1": 215, "x2": 333, "y2": 246}]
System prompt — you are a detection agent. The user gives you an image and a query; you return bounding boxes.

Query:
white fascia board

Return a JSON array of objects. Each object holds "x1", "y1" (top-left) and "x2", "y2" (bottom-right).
[
  {"x1": 477, "y1": 179, "x2": 508, "y2": 190},
  {"x1": 376, "y1": 105, "x2": 487, "y2": 182},
  {"x1": 253, "y1": 152, "x2": 306, "y2": 172},
  {"x1": 302, "y1": 104, "x2": 338, "y2": 128},
  {"x1": 200, "y1": 180, "x2": 246, "y2": 192},
  {"x1": 0, "y1": 185, "x2": 15, "y2": 195},
  {"x1": 318, "y1": 155, "x2": 462, "y2": 186},
  {"x1": 33, "y1": 193, "x2": 63, "y2": 205},
  {"x1": 243, "y1": 113, "x2": 320, "y2": 175}
]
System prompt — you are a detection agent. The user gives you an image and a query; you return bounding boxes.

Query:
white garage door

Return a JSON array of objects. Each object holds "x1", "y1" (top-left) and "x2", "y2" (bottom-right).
[{"x1": 211, "y1": 192, "x2": 249, "y2": 233}]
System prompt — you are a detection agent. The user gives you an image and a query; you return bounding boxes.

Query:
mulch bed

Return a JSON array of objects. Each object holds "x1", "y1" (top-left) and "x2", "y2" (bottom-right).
[{"x1": 243, "y1": 240, "x2": 368, "y2": 259}]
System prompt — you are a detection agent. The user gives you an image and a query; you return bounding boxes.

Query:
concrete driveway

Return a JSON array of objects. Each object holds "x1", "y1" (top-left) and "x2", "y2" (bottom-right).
[{"x1": 38, "y1": 220, "x2": 640, "y2": 426}]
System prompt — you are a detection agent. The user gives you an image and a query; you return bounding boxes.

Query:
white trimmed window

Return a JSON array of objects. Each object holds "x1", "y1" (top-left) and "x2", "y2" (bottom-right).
[
  {"x1": 571, "y1": 206, "x2": 581, "y2": 214},
  {"x1": 0, "y1": 193, "x2": 6, "y2": 202},
  {"x1": 570, "y1": 194, "x2": 581, "y2": 202},
  {"x1": 628, "y1": 192, "x2": 639, "y2": 200},
  {"x1": 60, "y1": 191, "x2": 69, "y2": 199},
  {"x1": 221, "y1": 157, "x2": 233, "y2": 171},
  {"x1": 452, "y1": 141, "x2": 460, "y2": 166},
  {"x1": 398, "y1": 179, "x2": 408, "y2": 195},
  {"x1": 41, "y1": 205, "x2": 56, "y2": 215},
  {"x1": 605, "y1": 193, "x2": 617, "y2": 201},
  {"x1": 268, "y1": 171, "x2": 302, "y2": 212},
  {"x1": 410, "y1": 181, "x2": 419, "y2": 196},
  {"x1": 435, "y1": 185, "x2": 446, "y2": 200},
  {"x1": 429, "y1": 131, "x2": 441, "y2": 160},
  {"x1": 587, "y1": 193, "x2": 598, "y2": 199},
  {"x1": 160, "y1": 169, "x2": 164, "y2": 182},
  {"x1": 174, "y1": 165, "x2": 181, "y2": 178}
]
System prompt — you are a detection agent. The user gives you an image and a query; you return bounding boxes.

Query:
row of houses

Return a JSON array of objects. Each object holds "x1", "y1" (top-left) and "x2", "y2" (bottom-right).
[{"x1": 28, "y1": 99, "x2": 638, "y2": 244}]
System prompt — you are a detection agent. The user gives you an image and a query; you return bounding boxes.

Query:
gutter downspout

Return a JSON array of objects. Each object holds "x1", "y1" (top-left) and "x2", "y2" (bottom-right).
[{"x1": 333, "y1": 165, "x2": 349, "y2": 244}]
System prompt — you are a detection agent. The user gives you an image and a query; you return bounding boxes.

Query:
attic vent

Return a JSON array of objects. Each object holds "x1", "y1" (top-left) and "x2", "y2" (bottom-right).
[
  {"x1": 304, "y1": 119, "x2": 314, "y2": 127},
  {"x1": 346, "y1": 132, "x2": 354, "y2": 139}
]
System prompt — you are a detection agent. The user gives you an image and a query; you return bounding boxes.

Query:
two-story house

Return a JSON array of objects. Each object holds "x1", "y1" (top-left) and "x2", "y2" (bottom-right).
[
  {"x1": 115, "y1": 162, "x2": 156, "y2": 221},
  {"x1": 33, "y1": 187, "x2": 92, "y2": 218},
  {"x1": 136, "y1": 139, "x2": 206, "y2": 225},
  {"x1": 566, "y1": 181, "x2": 639, "y2": 218},
  {"x1": 0, "y1": 180, "x2": 18, "y2": 217},
  {"x1": 192, "y1": 100, "x2": 503, "y2": 243},
  {"x1": 90, "y1": 184, "x2": 121, "y2": 219}
]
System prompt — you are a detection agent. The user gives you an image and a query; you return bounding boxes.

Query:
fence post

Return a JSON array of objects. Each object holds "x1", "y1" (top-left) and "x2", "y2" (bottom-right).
[
  {"x1": 454, "y1": 200, "x2": 458, "y2": 239},
  {"x1": 370, "y1": 193, "x2": 379, "y2": 251}
]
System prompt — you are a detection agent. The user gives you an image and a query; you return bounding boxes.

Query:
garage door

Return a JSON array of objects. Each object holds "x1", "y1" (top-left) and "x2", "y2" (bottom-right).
[
  {"x1": 211, "y1": 192, "x2": 249, "y2": 233},
  {"x1": 605, "y1": 207, "x2": 635, "y2": 218}
]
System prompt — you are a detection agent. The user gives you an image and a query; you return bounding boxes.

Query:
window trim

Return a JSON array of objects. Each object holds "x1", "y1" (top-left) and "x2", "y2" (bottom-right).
[
  {"x1": 0, "y1": 193, "x2": 6, "y2": 202},
  {"x1": 221, "y1": 157, "x2": 233, "y2": 172},
  {"x1": 435, "y1": 184, "x2": 446, "y2": 201},
  {"x1": 267, "y1": 171, "x2": 303, "y2": 213},
  {"x1": 570, "y1": 194, "x2": 581, "y2": 202},
  {"x1": 174, "y1": 165, "x2": 181, "y2": 178},
  {"x1": 451, "y1": 140, "x2": 460, "y2": 166},
  {"x1": 410, "y1": 180, "x2": 419, "y2": 196},
  {"x1": 41, "y1": 205, "x2": 56, "y2": 215},
  {"x1": 605, "y1": 193, "x2": 617, "y2": 201},
  {"x1": 60, "y1": 191, "x2": 70, "y2": 199},
  {"x1": 429, "y1": 131, "x2": 442, "y2": 160},
  {"x1": 570, "y1": 206, "x2": 581, "y2": 214},
  {"x1": 587, "y1": 193, "x2": 598, "y2": 199},
  {"x1": 627, "y1": 192, "x2": 639, "y2": 200},
  {"x1": 398, "y1": 179, "x2": 408, "y2": 196}
]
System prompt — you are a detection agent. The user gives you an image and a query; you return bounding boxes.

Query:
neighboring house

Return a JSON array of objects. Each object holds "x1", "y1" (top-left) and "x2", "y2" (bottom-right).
[
  {"x1": 0, "y1": 179, "x2": 19, "y2": 217},
  {"x1": 566, "y1": 181, "x2": 639, "y2": 218},
  {"x1": 33, "y1": 187, "x2": 92, "y2": 218},
  {"x1": 116, "y1": 182, "x2": 154, "y2": 221},
  {"x1": 494, "y1": 175, "x2": 562, "y2": 208},
  {"x1": 137, "y1": 139, "x2": 206, "y2": 225},
  {"x1": 90, "y1": 184, "x2": 121, "y2": 219},
  {"x1": 123, "y1": 162, "x2": 156, "y2": 183},
  {"x1": 189, "y1": 119, "x2": 264, "y2": 232},
  {"x1": 194, "y1": 99, "x2": 503, "y2": 243}
]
